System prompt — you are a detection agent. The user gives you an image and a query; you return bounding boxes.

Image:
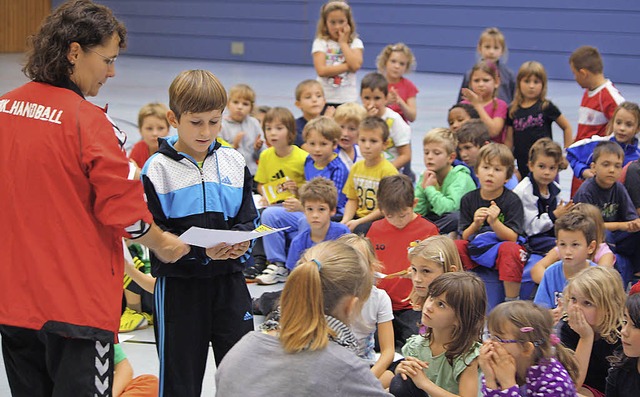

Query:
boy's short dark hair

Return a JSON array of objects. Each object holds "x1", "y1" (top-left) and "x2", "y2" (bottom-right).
[
  {"x1": 295, "y1": 79, "x2": 323, "y2": 101},
  {"x1": 528, "y1": 137, "x2": 568, "y2": 170},
  {"x1": 360, "y1": 72, "x2": 389, "y2": 96},
  {"x1": 299, "y1": 177, "x2": 337, "y2": 210},
  {"x1": 477, "y1": 143, "x2": 515, "y2": 180},
  {"x1": 303, "y1": 116, "x2": 341, "y2": 142},
  {"x1": 555, "y1": 211, "x2": 597, "y2": 247},
  {"x1": 569, "y1": 46, "x2": 603, "y2": 74},
  {"x1": 169, "y1": 70, "x2": 227, "y2": 121},
  {"x1": 262, "y1": 107, "x2": 297, "y2": 145},
  {"x1": 377, "y1": 174, "x2": 414, "y2": 214},
  {"x1": 592, "y1": 140, "x2": 624, "y2": 163},
  {"x1": 360, "y1": 116, "x2": 390, "y2": 142},
  {"x1": 457, "y1": 119, "x2": 490, "y2": 147}
]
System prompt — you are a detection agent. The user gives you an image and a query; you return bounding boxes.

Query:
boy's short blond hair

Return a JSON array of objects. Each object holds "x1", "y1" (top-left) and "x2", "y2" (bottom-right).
[
  {"x1": 138, "y1": 102, "x2": 170, "y2": 128},
  {"x1": 569, "y1": 46, "x2": 603, "y2": 74},
  {"x1": 295, "y1": 79, "x2": 324, "y2": 101},
  {"x1": 228, "y1": 84, "x2": 256, "y2": 108},
  {"x1": 477, "y1": 143, "x2": 515, "y2": 180},
  {"x1": 359, "y1": 116, "x2": 389, "y2": 142},
  {"x1": 423, "y1": 127, "x2": 457, "y2": 155},
  {"x1": 169, "y1": 70, "x2": 227, "y2": 120},
  {"x1": 377, "y1": 174, "x2": 414, "y2": 214},
  {"x1": 334, "y1": 102, "x2": 367, "y2": 126},
  {"x1": 303, "y1": 116, "x2": 341, "y2": 142},
  {"x1": 299, "y1": 177, "x2": 337, "y2": 210}
]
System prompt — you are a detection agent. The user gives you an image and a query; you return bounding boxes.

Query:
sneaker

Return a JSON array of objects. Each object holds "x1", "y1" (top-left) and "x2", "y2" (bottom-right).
[
  {"x1": 119, "y1": 307, "x2": 148, "y2": 333},
  {"x1": 140, "y1": 311, "x2": 153, "y2": 327},
  {"x1": 244, "y1": 261, "x2": 268, "y2": 283},
  {"x1": 255, "y1": 264, "x2": 288, "y2": 285}
]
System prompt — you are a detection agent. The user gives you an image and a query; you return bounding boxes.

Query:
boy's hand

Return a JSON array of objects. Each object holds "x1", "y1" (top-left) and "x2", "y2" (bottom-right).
[
  {"x1": 206, "y1": 241, "x2": 249, "y2": 260},
  {"x1": 582, "y1": 169, "x2": 595, "y2": 179},
  {"x1": 365, "y1": 103, "x2": 378, "y2": 116},
  {"x1": 233, "y1": 131, "x2": 246, "y2": 149},
  {"x1": 345, "y1": 219, "x2": 360, "y2": 232},
  {"x1": 473, "y1": 207, "x2": 489, "y2": 227},
  {"x1": 486, "y1": 200, "x2": 501, "y2": 225},
  {"x1": 283, "y1": 197, "x2": 302, "y2": 212},
  {"x1": 627, "y1": 218, "x2": 640, "y2": 232},
  {"x1": 421, "y1": 169, "x2": 438, "y2": 188},
  {"x1": 254, "y1": 135, "x2": 264, "y2": 151},
  {"x1": 282, "y1": 179, "x2": 298, "y2": 195},
  {"x1": 553, "y1": 200, "x2": 574, "y2": 219}
]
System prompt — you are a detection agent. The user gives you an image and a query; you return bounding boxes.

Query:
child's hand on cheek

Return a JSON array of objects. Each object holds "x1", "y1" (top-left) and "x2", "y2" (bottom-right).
[
  {"x1": 486, "y1": 201, "x2": 501, "y2": 225},
  {"x1": 366, "y1": 104, "x2": 378, "y2": 116},
  {"x1": 491, "y1": 343, "x2": 517, "y2": 389},
  {"x1": 567, "y1": 305, "x2": 594, "y2": 340},
  {"x1": 421, "y1": 170, "x2": 438, "y2": 188},
  {"x1": 479, "y1": 341, "x2": 498, "y2": 389}
]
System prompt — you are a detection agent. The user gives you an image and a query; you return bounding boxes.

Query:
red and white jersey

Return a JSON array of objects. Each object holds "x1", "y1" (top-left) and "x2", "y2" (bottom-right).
[{"x1": 576, "y1": 79, "x2": 624, "y2": 141}]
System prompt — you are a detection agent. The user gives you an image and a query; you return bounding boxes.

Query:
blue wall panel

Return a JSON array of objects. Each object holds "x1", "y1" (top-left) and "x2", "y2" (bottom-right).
[{"x1": 53, "y1": 0, "x2": 640, "y2": 84}]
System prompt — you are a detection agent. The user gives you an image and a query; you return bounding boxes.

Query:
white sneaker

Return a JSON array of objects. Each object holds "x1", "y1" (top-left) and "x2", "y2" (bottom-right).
[{"x1": 256, "y1": 264, "x2": 288, "y2": 285}]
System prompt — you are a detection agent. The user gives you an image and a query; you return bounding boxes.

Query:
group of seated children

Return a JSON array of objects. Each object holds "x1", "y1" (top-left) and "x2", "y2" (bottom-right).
[{"x1": 119, "y1": 18, "x2": 640, "y2": 396}]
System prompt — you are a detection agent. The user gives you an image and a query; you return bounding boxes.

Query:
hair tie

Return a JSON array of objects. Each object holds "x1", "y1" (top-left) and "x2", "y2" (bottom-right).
[
  {"x1": 549, "y1": 334, "x2": 560, "y2": 346},
  {"x1": 438, "y1": 251, "x2": 445, "y2": 263},
  {"x1": 520, "y1": 327, "x2": 534, "y2": 333},
  {"x1": 311, "y1": 259, "x2": 322, "y2": 271}
]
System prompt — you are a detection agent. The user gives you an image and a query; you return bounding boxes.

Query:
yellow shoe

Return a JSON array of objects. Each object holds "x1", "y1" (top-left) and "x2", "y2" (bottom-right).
[
  {"x1": 119, "y1": 307, "x2": 147, "y2": 333},
  {"x1": 140, "y1": 311, "x2": 153, "y2": 327}
]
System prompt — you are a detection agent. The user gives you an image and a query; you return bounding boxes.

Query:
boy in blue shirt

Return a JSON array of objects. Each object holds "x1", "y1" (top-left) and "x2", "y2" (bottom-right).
[
  {"x1": 141, "y1": 70, "x2": 259, "y2": 397},
  {"x1": 534, "y1": 212, "x2": 597, "y2": 322},
  {"x1": 286, "y1": 177, "x2": 350, "y2": 270}
]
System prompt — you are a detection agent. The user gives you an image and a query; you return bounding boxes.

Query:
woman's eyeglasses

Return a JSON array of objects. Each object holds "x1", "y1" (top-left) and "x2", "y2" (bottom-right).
[{"x1": 87, "y1": 48, "x2": 117, "y2": 66}]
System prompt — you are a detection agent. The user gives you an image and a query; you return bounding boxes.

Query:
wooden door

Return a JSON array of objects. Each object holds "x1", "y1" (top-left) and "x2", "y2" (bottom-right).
[{"x1": 0, "y1": 0, "x2": 51, "y2": 52}]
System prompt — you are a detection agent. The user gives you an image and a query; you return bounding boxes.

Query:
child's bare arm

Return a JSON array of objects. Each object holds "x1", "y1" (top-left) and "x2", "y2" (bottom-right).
[
  {"x1": 337, "y1": 25, "x2": 363, "y2": 72},
  {"x1": 391, "y1": 144, "x2": 411, "y2": 170},
  {"x1": 370, "y1": 321, "x2": 395, "y2": 379},
  {"x1": 346, "y1": 209, "x2": 383, "y2": 232},
  {"x1": 341, "y1": 199, "x2": 358, "y2": 223},
  {"x1": 530, "y1": 248, "x2": 560, "y2": 284},
  {"x1": 124, "y1": 258, "x2": 156, "y2": 294},
  {"x1": 313, "y1": 51, "x2": 349, "y2": 77},
  {"x1": 556, "y1": 114, "x2": 573, "y2": 148}
]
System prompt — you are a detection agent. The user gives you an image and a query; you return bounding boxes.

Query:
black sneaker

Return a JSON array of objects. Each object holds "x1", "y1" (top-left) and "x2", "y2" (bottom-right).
[{"x1": 244, "y1": 261, "x2": 267, "y2": 282}]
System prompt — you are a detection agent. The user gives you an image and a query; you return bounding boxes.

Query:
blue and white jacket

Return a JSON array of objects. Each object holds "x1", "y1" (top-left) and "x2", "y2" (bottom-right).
[
  {"x1": 141, "y1": 136, "x2": 260, "y2": 278},
  {"x1": 567, "y1": 134, "x2": 640, "y2": 179}
]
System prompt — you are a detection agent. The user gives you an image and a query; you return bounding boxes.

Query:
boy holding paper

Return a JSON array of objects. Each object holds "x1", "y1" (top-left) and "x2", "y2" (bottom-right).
[{"x1": 141, "y1": 70, "x2": 259, "y2": 397}]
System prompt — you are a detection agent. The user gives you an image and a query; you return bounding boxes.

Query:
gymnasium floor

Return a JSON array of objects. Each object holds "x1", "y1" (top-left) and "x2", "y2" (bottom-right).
[{"x1": 1, "y1": 52, "x2": 639, "y2": 396}]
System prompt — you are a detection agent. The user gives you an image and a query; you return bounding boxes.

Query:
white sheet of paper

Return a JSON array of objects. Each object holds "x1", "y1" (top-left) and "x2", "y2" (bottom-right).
[{"x1": 179, "y1": 226, "x2": 289, "y2": 248}]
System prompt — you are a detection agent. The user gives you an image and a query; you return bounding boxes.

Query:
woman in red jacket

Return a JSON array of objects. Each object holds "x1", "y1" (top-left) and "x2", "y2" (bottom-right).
[{"x1": 0, "y1": 1, "x2": 188, "y2": 395}]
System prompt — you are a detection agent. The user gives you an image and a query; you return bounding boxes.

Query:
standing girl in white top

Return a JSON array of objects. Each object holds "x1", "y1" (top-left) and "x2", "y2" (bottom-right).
[{"x1": 312, "y1": 1, "x2": 364, "y2": 107}]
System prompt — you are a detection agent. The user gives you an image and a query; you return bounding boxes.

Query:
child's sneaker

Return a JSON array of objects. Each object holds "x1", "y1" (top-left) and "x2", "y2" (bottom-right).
[
  {"x1": 119, "y1": 307, "x2": 148, "y2": 333},
  {"x1": 255, "y1": 263, "x2": 288, "y2": 285},
  {"x1": 140, "y1": 311, "x2": 153, "y2": 327},
  {"x1": 244, "y1": 261, "x2": 268, "y2": 283}
]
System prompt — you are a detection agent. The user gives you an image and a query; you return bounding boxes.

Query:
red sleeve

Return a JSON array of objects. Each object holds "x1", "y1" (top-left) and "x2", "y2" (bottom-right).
[
  {"x1": 129, "y1": 140, "x2": 150, "y2": 169},
  {"x1": 78, "y1": 103, "x2": 152, "y2": 236}
]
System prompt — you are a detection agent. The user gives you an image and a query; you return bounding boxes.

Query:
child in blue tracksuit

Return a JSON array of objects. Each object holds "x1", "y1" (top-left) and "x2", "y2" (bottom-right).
[
  {"x1": 141, "y1": 70, "x2": 260, "y2": 397},
  {"x1": 567, "y1": 102, "x2": 640, "y2": 190}
]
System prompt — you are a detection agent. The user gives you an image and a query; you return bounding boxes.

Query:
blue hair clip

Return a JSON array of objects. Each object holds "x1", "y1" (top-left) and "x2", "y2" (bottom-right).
[{"x1": 312, "y1": 258, "x2": 322, "y2": 271}]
